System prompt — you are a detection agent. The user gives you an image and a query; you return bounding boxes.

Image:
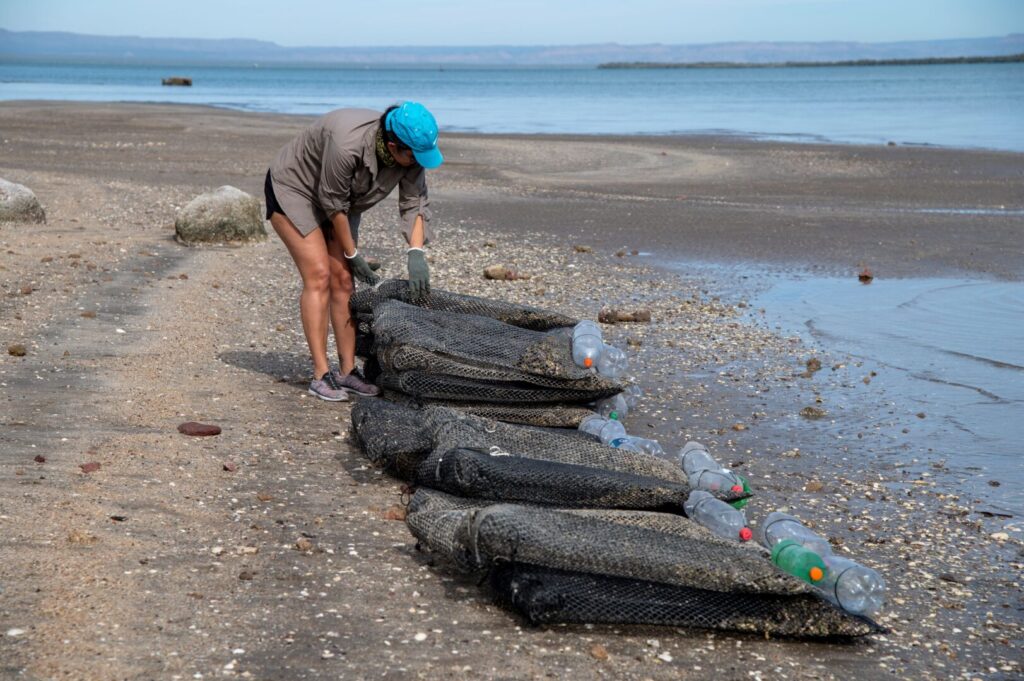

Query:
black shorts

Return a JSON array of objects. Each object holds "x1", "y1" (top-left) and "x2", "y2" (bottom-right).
[
  {"x1": 264, "y1": 169, "x2": 285, "y2": 220},
  {"x1": 264, "y1": 170, "x2": 358, "y2": 243}
]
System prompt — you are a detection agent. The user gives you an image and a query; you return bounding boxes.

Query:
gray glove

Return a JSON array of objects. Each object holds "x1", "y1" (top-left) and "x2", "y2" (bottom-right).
[
  {"x1": 345, "y1": 251, "x2": 380, "y2": 286},
  {"x1": 407, "y1": 248, "x2": 430, "y2": 300}
]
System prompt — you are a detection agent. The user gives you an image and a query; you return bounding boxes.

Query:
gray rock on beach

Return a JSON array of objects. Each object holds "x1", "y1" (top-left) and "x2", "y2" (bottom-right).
[
  {"x1": 0, "y1": 178, "x2": 47, "y2": 224},
  {"x1": 174, "y1": 185, "x2": 267, "y2": 245}
]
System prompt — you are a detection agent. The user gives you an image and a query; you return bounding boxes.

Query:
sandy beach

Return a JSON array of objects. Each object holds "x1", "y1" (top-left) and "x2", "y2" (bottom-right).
[{"x1": 0, "y1": 101, "x2": 1021, "y2": 680}]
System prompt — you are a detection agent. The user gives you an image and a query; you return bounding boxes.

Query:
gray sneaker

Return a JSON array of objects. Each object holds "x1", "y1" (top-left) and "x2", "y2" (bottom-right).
[
  {"x1": 308, "y1": 371, "x2": 349, "y2": 402},
  {"x1": 332, "y1": 368, "x2": 380, "y2": 397}
]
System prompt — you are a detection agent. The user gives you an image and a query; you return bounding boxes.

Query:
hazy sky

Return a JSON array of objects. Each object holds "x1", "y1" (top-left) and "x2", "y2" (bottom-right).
[{"x1": 2, "y1": 0, "x2": 1022, "y2": 46}]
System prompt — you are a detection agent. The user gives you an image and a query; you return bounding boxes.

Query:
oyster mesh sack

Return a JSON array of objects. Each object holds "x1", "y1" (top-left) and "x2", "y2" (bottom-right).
[
  {"x1": 408, "y1": 489, "x2": 880, "y2": 638},
  {"x1": 351, "y1": 279, "x2": 577, "y2": 330},
  {"x1": 351, "y1": 402, "x2": 745, "y2": 511},
  {"x1": 369, "y1": 299, "x2": 622, "y2": 405},
  {"x1": 379, "y1": 391, "x2": 595, "y2": 428},
  {"x1": 352, "y1": 279, "x2": 575, "y2": 358}
]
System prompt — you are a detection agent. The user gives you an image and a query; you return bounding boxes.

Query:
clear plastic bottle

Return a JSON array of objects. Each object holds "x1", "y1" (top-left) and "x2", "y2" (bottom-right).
[
  {"x1": 689, "y1": 469, "x2": 744, "y2": 494},
  {"x1": 679, "y1": 441, "x2": 744, "y2": 494},
  {"x1": 609, "y1": 436, "x2": 665, "y2": 457},
  {"x1": 573, "y1": 327, "x2": 602, "y2": 368},
  {"x1": 678, "y1": 442, "x2": 719, "y2": 478},
  {"x1": 622, "y1": 384, "x2": 643, "y2": 410},
  {"x1": 595, "y1": 393, "x2": 629, "y2": 420},
  {"x1": 606, "y1": 437, "x2": 643, "y2": 453},
  {"x1": 758, "y1": 512, "x2": 833, "y2": 557},
  {"x1": 578, "y1": 415, "x2": 627, "y2": 445},
  {"x1": 818, "y1": 555, "x2": 886, "y2": 616},
  {"x1": 771, "y1": 539, "x2": 827, "y2": 584},
  {"x1": 572, "y1": 320, "x2": 601, "y2": 338},
  {"x1": 684, "y1": 490, "x2": 753, "y2": 542},
  {"x1": 578, "y1": 414, "x2": 605, "y2": 438},
  {"x1": 596, "y1": 344, "x2": 628, "y2": 378}
]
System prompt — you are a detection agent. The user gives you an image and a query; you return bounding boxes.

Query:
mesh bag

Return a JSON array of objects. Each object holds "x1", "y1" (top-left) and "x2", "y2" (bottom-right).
[
  {"x1": 381, "y1": 391, "x2": 595, "y2": 428},
  {"x1": 407, "y1": 489, "x2": 880, "y2": 638},
  {"x1": 371, "y1": 300, "x2": 622, "y2": 404},
  {"x1": 350, "y1": 398, "x2": 432, "y2": 479},
  {"x1": 350, "y1": 401, "x2": 704, "y2": 490},
  {"x1": 351, "y1": 279, "x2": 577, "y2": 330},
  {"x1": 414, "y1": 447, "x2": 694, "y2": 512},
  {"x1": 423, "y1": 407, "x2": 692, "y2": 485},
  {"x1": 489, "y1": 563, "x2": 881, "y2": 638},
  {"x1": 350, "y1": 402, "x2": 748, "y2": 512}
]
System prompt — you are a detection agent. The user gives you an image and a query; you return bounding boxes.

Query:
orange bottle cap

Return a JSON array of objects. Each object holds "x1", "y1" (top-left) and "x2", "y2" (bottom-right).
[
  {"x1": 584, "y1": 357, "x2": 593, "y2": 368},
  {"x1": 809, "y1": 566, "x2": 824, "y2": 582},
  {"x1": 739, "y1": 527, "x2": 753, "y2": 541}
]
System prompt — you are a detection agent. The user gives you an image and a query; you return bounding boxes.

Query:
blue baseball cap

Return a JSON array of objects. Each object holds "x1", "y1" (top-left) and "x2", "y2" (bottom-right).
[{"x1": 385, "y1": 101, "x2": 444, "y2": 169}]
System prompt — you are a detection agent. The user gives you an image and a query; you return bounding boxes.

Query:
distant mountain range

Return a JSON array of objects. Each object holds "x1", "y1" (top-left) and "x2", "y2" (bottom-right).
[{"x1": 2, "y1": 28, "x2": 1023, "y2": 66}]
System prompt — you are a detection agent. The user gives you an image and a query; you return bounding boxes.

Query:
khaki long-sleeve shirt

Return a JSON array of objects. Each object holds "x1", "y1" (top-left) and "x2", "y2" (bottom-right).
[{"x1": 269, "y1": 108, "x2": 433, "y2": 243}]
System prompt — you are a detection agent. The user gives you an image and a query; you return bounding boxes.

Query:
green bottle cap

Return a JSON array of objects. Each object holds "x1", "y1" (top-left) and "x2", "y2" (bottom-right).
[{"x1": 771, "y1": 539, "x2": 827, "y2": 583}]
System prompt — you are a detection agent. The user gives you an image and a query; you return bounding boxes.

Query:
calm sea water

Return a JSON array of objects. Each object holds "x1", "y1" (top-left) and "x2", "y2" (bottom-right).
[
  {"x1": 753, "y1": 274, "x2": 1024, "y2": 522},
  {"x1": 1, "y1": 60, "x2": 1022, "y2": 151}
]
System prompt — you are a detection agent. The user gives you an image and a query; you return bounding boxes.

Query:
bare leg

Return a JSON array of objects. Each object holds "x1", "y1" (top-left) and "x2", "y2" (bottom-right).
[
  {"x1": 269, "y1": 212, "x2": 332, "y2": 379},
  {"x1": 326, "y1": 233, "x2": 357, "y2": 374}
]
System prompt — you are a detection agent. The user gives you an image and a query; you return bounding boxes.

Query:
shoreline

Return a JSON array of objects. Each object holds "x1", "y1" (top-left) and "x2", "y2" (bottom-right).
[
  {"x1": 5, "y1": 97, "x2": 1024, "y2": 156},
  {"x1": 1, "y1": 101, "x2": 1021, "y2": 679}
]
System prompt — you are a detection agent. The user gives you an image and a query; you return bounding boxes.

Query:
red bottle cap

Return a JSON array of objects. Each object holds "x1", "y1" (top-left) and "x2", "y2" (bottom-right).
[
  {"x1": 730, "y1": 484, "x2": 743, "y2": 493},
  {"x1": 739, "y1": 527, "x2": 753, "y2": 541}
]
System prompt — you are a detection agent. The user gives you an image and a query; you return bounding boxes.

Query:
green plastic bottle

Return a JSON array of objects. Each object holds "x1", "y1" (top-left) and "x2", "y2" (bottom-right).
[
  {"x1": 771, "y1": 539, "x2": 827, "y2": 584},
  {"x1": 728, "y1": 473, "x2": 752, "y2": 510}
]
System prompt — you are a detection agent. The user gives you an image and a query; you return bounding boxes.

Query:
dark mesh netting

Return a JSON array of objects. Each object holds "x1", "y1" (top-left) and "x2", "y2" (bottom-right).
[
  {"x1": 370, "y1": 300, "x2": 622, "y2": 404},
  {"x1": 350, "y1": 401, "x2": 743, "y2": 510},
  {"x1": 407, "y1": 489, "x2": 880, "y2": 638},
  {"x1": 351, "y1": 279, "x2": 578, "y2": 331},
  {"x1": 422, "y1": 407, "x2": 693, "y2": 485},
  {"x1": 345, "y1": 287, "x2": 884, "y2": 639},
  {"x1": 415, "y1": 447, "x2": 694, "y2": 512},
  {"x1": 350, "y1": 401, "x2": 701, "y2": 490},
  {"x1": 350, "y1": 398, "x2": 431, "y2": 479},
  {"x1": 381, "y1": 391, "x2": 595, "y2": 428},
  {"x1": 408, "y1": 489, "x2": 780, "y2": 591},
  {"x1": 489, "y1": 564, "x2": 881, "y2": 638}
]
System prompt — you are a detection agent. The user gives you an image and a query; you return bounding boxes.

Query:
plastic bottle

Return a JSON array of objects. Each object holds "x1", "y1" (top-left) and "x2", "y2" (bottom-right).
[
  {"x1": 729, "y1": 473, "x2": 752, "y2": 510},
  {"x1": 678, "y1": 442, "x2": 719, "y2": 478},
  {"x1": 679, "y1": 442, "x2": 745, "y2": 494},
  {"x1": 606, "y1": 437, "x2": 643, "y2": 453},
  {"x1": 578, "y1": 415, "x2": 627, "y2": 445},
  {"x1": 684, "y1": 490, "x2": 753, "y2": 542},
  {"x1": 596, "y1": 344, "x2": 628, "y2": 378},
  {"x1": 622, "y1": 384, "x2": 643, "y2": 410},
  {"x1": 578, "y1": 414, "x2": 605, "y2": 438},
  {"x1": 689, "y1": 469, "x2": 744, "y2": 494},
  {"x1": 758, "y1": 512, "x2": 833, "y2": 557},
  {"x1": 771, "y1": 539, "x2": 827, "y2": 584},
  {"x1": 609, "y1": 436, "x2": 665, "y2": 458},
  {"x1": 595, "y1": 393, "x2": 629, "y2": 420},
  {"x1": 817, "y1": 555, "x2": 886, "y2": 616},
  {"x1": 572, "y1": 328, "x2": 603, "y2": 369},
  {"x1": 573, "y1": 319, "x2": 600, "y2": 336}
]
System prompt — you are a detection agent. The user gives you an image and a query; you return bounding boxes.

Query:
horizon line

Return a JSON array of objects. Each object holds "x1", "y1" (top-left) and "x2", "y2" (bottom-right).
[{"x1": 2, "y1": 26, "x2": 1023, "y2": 50}]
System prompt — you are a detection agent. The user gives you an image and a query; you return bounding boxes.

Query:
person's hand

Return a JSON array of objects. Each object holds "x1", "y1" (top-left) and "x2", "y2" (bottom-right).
[
  {"x1": 407, "y1": 248, "x2": 430, "y2": 300},
  {"x1": 345, "y1": 250, "x2": 380, "y2": 286}
]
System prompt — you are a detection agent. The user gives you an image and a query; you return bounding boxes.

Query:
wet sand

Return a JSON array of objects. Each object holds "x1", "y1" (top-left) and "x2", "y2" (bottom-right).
[{"x1": 0, "y1": 101, "x2": 1021, "y2": 680}]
